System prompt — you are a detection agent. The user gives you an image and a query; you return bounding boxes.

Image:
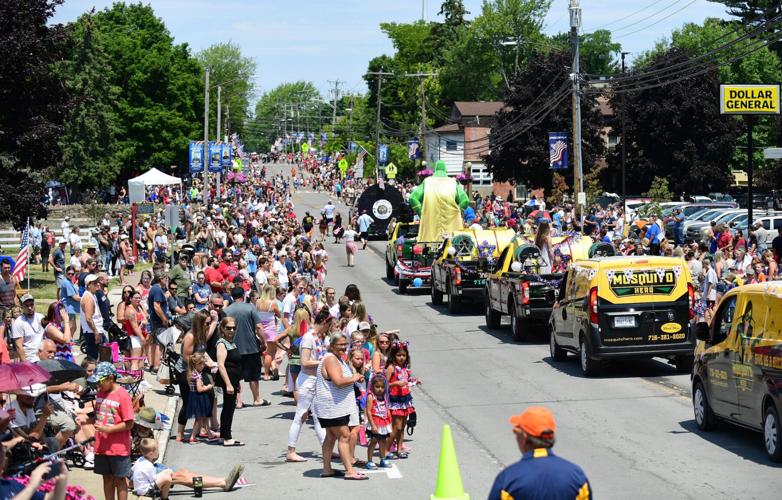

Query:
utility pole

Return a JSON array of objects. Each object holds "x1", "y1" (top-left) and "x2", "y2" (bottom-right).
[
  {"x1": 405, "y1": 72, "x2": 435, "y2": 161},
  {"x1": 570, "y1": 0, "x2": 584, "y2": 228},
  {"x1": 348, "y1": 94, "x2": 355, "y2": 149},
  {"x1": 620, "y1": 51, "x2": 629, "y2": 210},
  {"x1": 216, "y1": 85, "x2": 222, "y2": 200},
  {"x1": 367, "y1": 71, "x2": 394, "y2": 180},
  {"x1": 203, "y1": 68, "x2": 210, "y2": 204},
  {"x1": 327, "y1": 79, "x2": 344, "y2": 127},
  {"x1": 421, "y1": 0, "x2": 426, "y2": 20},
  {"x1": 225, "y1": 103, "x2": 230, "y2": 142}
]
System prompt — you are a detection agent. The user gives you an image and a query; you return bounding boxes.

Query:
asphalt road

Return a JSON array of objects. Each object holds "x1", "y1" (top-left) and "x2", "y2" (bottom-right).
[{"x1": 166, "y1": 165, "x2": 782, "y2": 500}]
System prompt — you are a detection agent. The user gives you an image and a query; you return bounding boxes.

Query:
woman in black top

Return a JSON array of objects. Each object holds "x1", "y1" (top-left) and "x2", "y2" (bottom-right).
[{"x1": 216, "y1": 316, "x2": 244, "y2": 446}]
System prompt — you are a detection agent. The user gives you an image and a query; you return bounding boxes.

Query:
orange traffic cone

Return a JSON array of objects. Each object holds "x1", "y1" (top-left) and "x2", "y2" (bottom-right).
[{"x1": 431, "y1": 425, "x2": 470, "y2": 500}]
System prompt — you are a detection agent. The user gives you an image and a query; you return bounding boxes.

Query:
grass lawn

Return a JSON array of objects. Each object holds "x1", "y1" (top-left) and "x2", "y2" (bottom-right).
[{"x1": 17, "y1": 261, "x2": 153, "y2": 314}]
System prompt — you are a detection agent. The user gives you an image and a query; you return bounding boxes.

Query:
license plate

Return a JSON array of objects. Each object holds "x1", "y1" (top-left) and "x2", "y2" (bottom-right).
[
  {"x1": 473, "y1": 279, "x2": 486, "y2": 286},
  {"x1": 613, "y1": 316, "x2": 637, "y2": 328}
]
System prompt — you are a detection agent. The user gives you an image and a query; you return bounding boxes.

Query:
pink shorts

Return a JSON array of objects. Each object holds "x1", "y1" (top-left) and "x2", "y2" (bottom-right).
[{"x1": 346, "y1": 242, "x2": 358, "y2": 255}]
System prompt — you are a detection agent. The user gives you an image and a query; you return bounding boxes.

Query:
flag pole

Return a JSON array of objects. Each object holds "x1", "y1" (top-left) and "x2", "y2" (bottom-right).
[{"x1": 26, "y1": 217, "x2": 30, "y2": 290}]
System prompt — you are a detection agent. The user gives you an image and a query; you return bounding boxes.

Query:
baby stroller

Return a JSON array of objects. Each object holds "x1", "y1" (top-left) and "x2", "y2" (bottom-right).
[{"x1": 158, "y1": 312, "x2": 192, "y2": 396}]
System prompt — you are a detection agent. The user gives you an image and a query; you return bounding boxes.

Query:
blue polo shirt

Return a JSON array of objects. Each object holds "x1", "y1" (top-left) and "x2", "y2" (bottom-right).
[{"x1": 488, "y1": 448, "x2": 591, "y2": 500}]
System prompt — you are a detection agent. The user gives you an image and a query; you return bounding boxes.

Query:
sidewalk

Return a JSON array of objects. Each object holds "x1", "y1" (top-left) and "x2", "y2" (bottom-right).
[{"x1": 67, "y1": 268, "x2": 180, "y2": 498}]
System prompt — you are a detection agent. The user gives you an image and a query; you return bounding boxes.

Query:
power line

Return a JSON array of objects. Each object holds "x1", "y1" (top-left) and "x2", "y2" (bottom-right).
[{"x1": 611, "y1": 0, "x2": 699, "y2": 40}]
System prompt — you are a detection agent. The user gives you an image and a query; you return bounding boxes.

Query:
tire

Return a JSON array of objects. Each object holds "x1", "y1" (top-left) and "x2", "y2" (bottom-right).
[
  {"x1": 764, "y1": 404, "x2": 782, "y2": 462},
  {"x1": 431, "y1": 280, "x2": 444, "y2": 305},
  {"x1": 71, "y1": 454, "x2": 85, "y2": 468},
  {"x1": 447, "y1": 281, "x2": 461, "y2": 314},
  {"x1": 549, "y1": 323, "x2": 567, "y2": 361},
  {"x1": 674, "y1": 355, "x2": 694, "y2": 374},
  {"x1": 692, "y1": 380, "x2": 715, "y2": 431},
  {"x1": 386, "y1": 259, "x2": 394, "y2": 279},
  {"x1": 485, "y1": 295, "x2": 500, "y2": 329},
  {"x1": 399, "y1": 279, "x2": 409, "y2": 294},
  {"x1": 579, "y1": 334, "x2": 599, "y2": 377},
  {"x1": 510, "y1": 303, "x2": 528, "y2": 342}
]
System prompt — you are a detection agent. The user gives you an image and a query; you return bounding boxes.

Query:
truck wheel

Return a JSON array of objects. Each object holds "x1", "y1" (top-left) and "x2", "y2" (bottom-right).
[
  {"x1": 399, "y1": 279, "x2": 408, "y2": 294},
  {"x1": 674, "y1": 355, "x2": 694, "y2": 374},
  {"x1": 447, "y1": 281, "x2": 461, "y2": 314},
  {"x1": 431, "y1": 281, "x2": 444, "y2": 305},
  {"x1": 764, "y1": 404, "x2": 782, "y2": 462},
  {"x1": 549, "y1": 323, "x2": 566, "y2": 361},
  {"x1": 485, "y1": 296, "x2": 500, "y2": 329},
  {"x1": 510, "y1": 304, "x2": 528, "y2": 342},
  {"x1": 692, "y1": 380, "x2": 715, "y2": 431},
  {"x1": 386, "y1": 260, "x2": 394, "y2": 279},
  {"x1": 579, "y1": 335, "x2": 599, "y2": 377}
]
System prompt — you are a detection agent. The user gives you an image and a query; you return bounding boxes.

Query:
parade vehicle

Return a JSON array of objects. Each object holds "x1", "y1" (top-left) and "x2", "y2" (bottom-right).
[
  {"x1": 430, "y1": 228, "x2": 515, "y2": 314},
  {"x1": 484, "y1": 235, "x2": 593, "y2": 341},
  {"x1": 350, "y1": 182, "x2": 412, "y2": 239},
  {"x1": 691, "y1": 282, "x2": 782, "y2": 461},
  {"x1": 549, "y1": 255, "x2": 696, "y2": 377},
  {"x1": 385, "y1": 221, "x2": 420, "y2": 280},
  {"x1": 385, "y1": 221, "x2": 439, "y2": 293}
]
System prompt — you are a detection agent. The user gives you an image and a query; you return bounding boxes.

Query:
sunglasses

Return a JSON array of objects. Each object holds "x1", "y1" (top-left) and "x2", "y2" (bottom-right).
[
  {"x1": 224, "y1": 326, "x2": 236, "y2": 330},
  {"x1": 211, "y1": 304, "x2": 223, "y2": 309}
]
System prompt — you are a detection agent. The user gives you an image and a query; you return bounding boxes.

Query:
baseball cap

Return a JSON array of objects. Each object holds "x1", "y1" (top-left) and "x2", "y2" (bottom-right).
[
  {"x1": 87, "y1": 362, "x2": 117, "y2": 383},
  {"x1": 509, "y1": 406, "x2": 556, "y2": 439},
  {"x1": 358, "y1": 321, "x2": 371, "y2": 331},
  {"x1": 20, "y1": 293, "x2": 34, "y2": 304},
  {"x1": 84, "y1": 274, "x2": 99, "y2": 286},
  {"x1": 57, "y1": 237, "x2": 67, "y2": 244}
]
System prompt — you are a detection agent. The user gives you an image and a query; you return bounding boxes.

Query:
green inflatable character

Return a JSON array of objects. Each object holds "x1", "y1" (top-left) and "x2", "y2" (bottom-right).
[{"x1": 408, "y1": 160, "x2": 470, "y2": 242}]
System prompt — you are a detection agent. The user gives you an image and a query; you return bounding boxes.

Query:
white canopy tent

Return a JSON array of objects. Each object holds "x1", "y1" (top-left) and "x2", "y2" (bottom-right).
[{"x1": 128, "y1": 168, "x2": 182, "y2": 203}]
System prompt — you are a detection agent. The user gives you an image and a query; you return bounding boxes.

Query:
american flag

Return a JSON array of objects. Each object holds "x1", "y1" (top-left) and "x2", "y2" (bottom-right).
[
  {"x1": 357, "y1": 146, "x2": 367, "y2": 163},
  {"x1": 12, "y1": 219, "x2": 29, "y2": 281}
]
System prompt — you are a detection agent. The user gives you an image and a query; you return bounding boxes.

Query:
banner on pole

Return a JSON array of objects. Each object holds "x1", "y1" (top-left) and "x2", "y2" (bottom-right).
[
  {"x1": 209, "y1": 142, "x2": 222, "y2": 172},
  {"x1": 548, "y1": 132, "x2": 568, "y2": 170},
  {"x1": 378, "y1": 144, "x2": 389, "y2": 166},
  {"x1": 220, "y1": 143, "x2": 232, "y2": 168},
  {"x1": 189, "y1": 141, "x2": 203, "y2": 173},
  {"x1": 349, "y1": 142, "x2": 358, "y2": 154},
  {"x1": 407, "y1": 138, "x2": 421, "y2": 160}
]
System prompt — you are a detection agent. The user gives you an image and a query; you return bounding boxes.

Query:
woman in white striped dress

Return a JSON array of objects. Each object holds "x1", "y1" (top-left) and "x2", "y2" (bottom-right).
[{"x1": 313, "y1": 332, "x2": 367, "y2": 480}]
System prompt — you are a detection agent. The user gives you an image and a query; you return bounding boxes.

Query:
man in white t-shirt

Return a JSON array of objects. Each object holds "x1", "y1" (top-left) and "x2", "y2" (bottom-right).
[
  {"x1": 274, "y1": 255, "x2": 289, "y2": 290},
  {"x1": 281, "y1": 279, "x2": 306, "y2": 329},
  {"x1": 11, "y1": 294, "x2": 45, "y2": 362},
  {"x1": 702, "y1": 259, "x2": 718, "y2": 306},
  {"x1": 68, "y1": 226, "x2": 82, "y2": 256}
]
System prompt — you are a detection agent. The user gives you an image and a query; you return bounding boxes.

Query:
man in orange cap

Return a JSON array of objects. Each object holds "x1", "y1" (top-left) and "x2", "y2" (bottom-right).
[{"x1": 488, "y1": 406, "x2": 591, "y2": 500}]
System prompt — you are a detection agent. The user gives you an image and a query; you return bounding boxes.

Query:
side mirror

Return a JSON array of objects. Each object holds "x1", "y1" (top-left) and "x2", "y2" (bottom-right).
[{"x1": 695, "y1": 322, "x2": 710, "y2": 342}]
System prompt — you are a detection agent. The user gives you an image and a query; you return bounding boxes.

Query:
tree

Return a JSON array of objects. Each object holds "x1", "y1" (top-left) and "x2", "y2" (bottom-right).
[
  {"x1": 0, "y1": 0, "x2": 71, "y2": 228},
  {"x1": 485, "y1": 50, "x2": 606, "y2": 190},
  {"x1": 57, "y1": 13, "x2": 121, "y2": 189},
  {"x1": 584, "y1": 163, "x2": 607, "y2": 205},
  {"x1": 606, "y1": 47, "x2": 740, "y2": 194},
  {"x1": 550, "y1": 30, "x2": 622, "y2": 76},
  {"x1": 547, "y1": 172, "x2": 569, "y2": 206},
  {"x1": 245, "y1": 82, "x2": 321, "y2": 152},
  {"x1": 196, "y1": 42, "x2": 256, "y2": 139},
  {"x1": 86, "y1": 3, "x2": 203, "y2": 180}
]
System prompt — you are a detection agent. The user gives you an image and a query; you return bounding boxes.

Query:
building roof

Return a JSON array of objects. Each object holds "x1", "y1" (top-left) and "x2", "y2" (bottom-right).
[
  {"x1": 431, "y1": 123, "x2": 461, "y2": 133},
  {"x1": 453, "y1": 101, "x2": 505, "y2": 117}
]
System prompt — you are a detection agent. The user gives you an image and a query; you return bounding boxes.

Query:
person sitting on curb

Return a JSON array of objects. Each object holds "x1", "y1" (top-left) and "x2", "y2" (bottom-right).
[{"x1": 131, "y1": 438, "x2": 244, "y2": 499}]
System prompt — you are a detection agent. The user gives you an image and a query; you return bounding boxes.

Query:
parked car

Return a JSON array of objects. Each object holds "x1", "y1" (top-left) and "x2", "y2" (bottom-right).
[
  {"x1": 730, "y1": 212, "x2": 782, "y2": 239},
  {"x1": 685, "y1": 210, "x2": 745, "y2": 242},
  {"x1": 691, "y1": 282, "x2": 782, "y2": 461},
  {"x1": 664, "y1": 203, "x2": 737, "y2": 239}
]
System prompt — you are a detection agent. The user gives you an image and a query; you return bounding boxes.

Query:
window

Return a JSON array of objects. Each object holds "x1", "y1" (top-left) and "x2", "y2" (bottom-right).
[
  {"x1": 557, "y1": 271, "x2": 569, "y2": 302},
  {"x1": 774, "y1": 218, "x2": 782, "y2": 231},
  {"x1": 607, "y1": 134, "x2": 619, "y2": 148},
  {"x1": 445, "y1": 140, "x2": 457, "y2": 151},
  {"x1": 712, "y1": 296, "x2": 736, "y2": 345}
]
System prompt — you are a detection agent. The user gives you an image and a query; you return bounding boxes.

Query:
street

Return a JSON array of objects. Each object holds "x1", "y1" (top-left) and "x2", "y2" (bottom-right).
[{"x1": 164, "y1": 166, "x2": 782, "y2": 500}]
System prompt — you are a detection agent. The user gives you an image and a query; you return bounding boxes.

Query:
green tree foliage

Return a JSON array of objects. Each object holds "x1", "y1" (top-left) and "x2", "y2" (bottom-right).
[
  {"x1": 196, "y1": 42, "x2": 256, "y2": 140},
  {"x1": 0, "y1": 0, "x2": 71, "y2": 228},
  {"x1": 607, "y1": 47, "x2": 740, "y2": 194},
  {"x1": 549, "y1": 30, "x2": 622, "y2": 76},
  {"x1": 644, "y1": 176, "x2": 674, "y2": 202},
  {"x1": 439, "y1": 0, "x2": 552, "y2": 101},
  {"x1": 485, "y1": 50, "x2": 605, "y2": 189},
  {"x1": 245, "y1": 81, "x2": 321, "y2": 152},
  {"x1": 57, "y1": 13, "x2": 121, "y2": 189},
  {"x1": 85, "y1": 3, "x2": 202, "y2": 180}
]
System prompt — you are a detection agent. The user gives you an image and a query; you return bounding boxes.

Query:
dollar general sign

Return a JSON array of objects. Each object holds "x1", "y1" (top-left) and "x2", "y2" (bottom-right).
[{"x1": 720, "y1": 84, "x2": 780, "y2": 115}]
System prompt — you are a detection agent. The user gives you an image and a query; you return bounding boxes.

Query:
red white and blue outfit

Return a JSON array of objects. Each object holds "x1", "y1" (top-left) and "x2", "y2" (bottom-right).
[{"x1": 388, "y1": 366, "x2": 415, "y2": 417}]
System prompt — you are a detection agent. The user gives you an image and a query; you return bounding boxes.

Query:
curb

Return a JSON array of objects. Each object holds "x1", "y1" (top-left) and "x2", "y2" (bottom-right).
[{"x1": 158, "y1": 390, "x2": 179, "y2": 462}]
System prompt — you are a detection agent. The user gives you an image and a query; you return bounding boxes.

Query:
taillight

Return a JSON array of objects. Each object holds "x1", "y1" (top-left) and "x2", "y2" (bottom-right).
[
  {"x1": 520, "y1": 281, "x2": 530, "y2": 305},
  {"x1": 453, "y1": 267, "x2": 462, "y2": 286},
  {"x1": 688, "y1": 283, "x2": 695, "y2": 320},
  {"x1": 589, "y1": 287, "x2": 599, "y2": 324},
  {"x1": 396, "y1": 244, "x2": 404, "y2": 256}
]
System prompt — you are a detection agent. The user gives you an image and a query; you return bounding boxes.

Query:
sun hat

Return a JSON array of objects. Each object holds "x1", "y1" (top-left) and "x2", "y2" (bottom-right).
[
  {"x1": 509, "y1": 406, "x2": 556, "y2": 439},
  {"x1": 134, "y1": 407, "x2": 163, "y2": 430},
  {"x1": 358, "y1": 321, "x2": 371, "y2": 331}
]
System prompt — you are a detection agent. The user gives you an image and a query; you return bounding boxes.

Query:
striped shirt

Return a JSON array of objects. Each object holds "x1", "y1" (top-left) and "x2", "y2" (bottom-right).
[{"x1": 313, "y1": 353, "x2": 356, "y2": 420}]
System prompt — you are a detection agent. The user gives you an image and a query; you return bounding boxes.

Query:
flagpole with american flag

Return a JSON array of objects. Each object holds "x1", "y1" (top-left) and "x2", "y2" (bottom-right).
[{"x1": 12, "y1": 218, "x2": 30, "y2": 290}]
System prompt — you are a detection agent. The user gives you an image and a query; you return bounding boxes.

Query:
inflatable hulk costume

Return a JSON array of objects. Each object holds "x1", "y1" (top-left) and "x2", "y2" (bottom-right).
[{"x1": 408, "y1": 160, "x2": 470, "y2": 242}]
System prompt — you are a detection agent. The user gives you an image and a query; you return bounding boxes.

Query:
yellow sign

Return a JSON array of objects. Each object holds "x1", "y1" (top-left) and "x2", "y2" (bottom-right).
[
  {"x1": 661, "y1": 322, "x2": 682, "y2": 334},
  {"x1": 720, "y1": 84, "x2": 780, "y2": 115}
]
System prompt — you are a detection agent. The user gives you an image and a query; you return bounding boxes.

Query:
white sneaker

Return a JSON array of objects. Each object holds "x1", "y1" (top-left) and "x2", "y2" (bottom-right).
[{"x1": 83, "y1": 459, "x2": 94, "y2": 470}]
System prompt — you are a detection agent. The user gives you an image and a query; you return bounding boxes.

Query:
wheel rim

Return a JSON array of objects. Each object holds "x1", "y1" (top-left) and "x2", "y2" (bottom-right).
[
  {"x1": 693, "y1": 387, "x2": 705, "y2": 425},
  {"x1": 549, "y1": 327, "x2": 556, "y2": 357},
  {"x1": 580, "y1": 340, "x2": 588, "y2": 371},
  {"x1": 765, "y1": 412, "x2": 778, "y2": 455}
]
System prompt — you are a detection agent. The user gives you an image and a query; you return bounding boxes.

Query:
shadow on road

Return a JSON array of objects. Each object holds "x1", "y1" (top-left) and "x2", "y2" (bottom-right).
[
  {"x1": 475, "y1": 324, "x2": 549, "y2": 346},
  {"x1": 678, "y1": 419, "x2": 782, "y2": 467},
  {"x1": 543, "y1": 355, "x2": 686, "y2": 379}
]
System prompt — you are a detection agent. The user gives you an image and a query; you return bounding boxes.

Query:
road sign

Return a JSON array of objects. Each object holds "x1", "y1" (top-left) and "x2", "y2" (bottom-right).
[
  {"x1": 720, "y1": 84, "x2": 780, "y2": 115},
  {"x1": 764, "y1": 148, "x2": 782, "y2": 159},
  {"x1": 577, "y1": 192, "x2": 586, "y2": 205},
  {"x1": 165, "y1": 204, "x2": 180, "y2": 231}
]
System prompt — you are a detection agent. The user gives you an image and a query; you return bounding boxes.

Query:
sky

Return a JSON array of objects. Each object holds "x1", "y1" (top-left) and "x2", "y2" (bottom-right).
[{"x1": 52, "y1": 0, "x2": 734, "y2": 99}]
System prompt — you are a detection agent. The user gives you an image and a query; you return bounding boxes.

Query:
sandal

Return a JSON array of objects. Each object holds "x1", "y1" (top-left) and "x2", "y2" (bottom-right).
[
  {"x1": 396, "y1": 451, "x2": 408, "y2": 459},
  {"x1": 364, "y1": 462, "x2": 377, "y2": 470},
  {"x1": 252, "y1": 399, "x2": 272, "y2": 407},
  {"x1": 320, "y1": 470, "x2": 346, "y2": 478},
  {"x1": 344, "y1": 472, "x2": 369, "y2": 481},
  {"x1": 222, "y1": 440, "x2": 245, "y2": 447}
]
